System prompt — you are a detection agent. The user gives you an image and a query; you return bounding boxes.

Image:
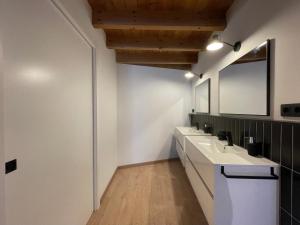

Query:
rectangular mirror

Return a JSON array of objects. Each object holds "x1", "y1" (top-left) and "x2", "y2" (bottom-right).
[
  {"x1": 219, "y1": 40, "x2": 270, "y2": 116},
  {"x1": 195, "y1": 79, "x2": 210, "y2": 113}
]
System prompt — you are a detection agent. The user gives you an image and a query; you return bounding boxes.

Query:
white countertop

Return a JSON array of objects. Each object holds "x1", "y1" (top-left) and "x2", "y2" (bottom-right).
[
  {"x1": 175, "y1": 126, "x2": 211, "y2": 136},
  {"x1": 186, "y1": 135, "x2": 278, "y2": 167}
]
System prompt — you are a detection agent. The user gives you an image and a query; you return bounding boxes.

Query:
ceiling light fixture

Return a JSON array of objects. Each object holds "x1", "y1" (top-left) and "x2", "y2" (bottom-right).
[
  {"x1": 206, "y1": 34, "x2": 241, "y2": 52},
  {"x1": 184, "y1": 71, "x2": 203, "y2": 79}
]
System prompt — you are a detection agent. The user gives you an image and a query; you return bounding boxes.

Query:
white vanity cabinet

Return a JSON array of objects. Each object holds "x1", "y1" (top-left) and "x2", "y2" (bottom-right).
[
  {"x1": 174, "y1": 127, "x2": 210, "y2": 167},
  {"x1": 185, "y1": 136, "x2": 279, "y2": 225}
]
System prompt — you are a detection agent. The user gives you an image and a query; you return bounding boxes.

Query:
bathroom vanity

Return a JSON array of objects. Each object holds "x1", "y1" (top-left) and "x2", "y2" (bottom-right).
[
  {"x1": 185, "y1": 135, "x2": 279, "y2": 225},
  {"x1": 174, "y1": 127, "x2": 210, "y2": 167}
]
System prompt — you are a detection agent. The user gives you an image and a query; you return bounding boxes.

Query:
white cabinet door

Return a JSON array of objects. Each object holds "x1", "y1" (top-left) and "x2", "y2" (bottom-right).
[
  {"x1": 176, "y1": 140, "x2": 185, "y2": 166},
  {"x1": 215, "y1": 165, "x2": 279, "y2": 225},
  {"x1": 186, "y1": 158, "x2": 214, "y2": 225},
  {"x1": 186, "y1": 139, "x2": 215, "y2": 193},
  {"x1": 1, "y1": 1, "x2": 93, "y2": 225}
]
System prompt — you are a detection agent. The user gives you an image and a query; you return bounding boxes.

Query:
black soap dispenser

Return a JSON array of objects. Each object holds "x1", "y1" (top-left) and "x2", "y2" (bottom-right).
[{"x1": 247, "y1": 137, "x2": 262, "y2": 157}]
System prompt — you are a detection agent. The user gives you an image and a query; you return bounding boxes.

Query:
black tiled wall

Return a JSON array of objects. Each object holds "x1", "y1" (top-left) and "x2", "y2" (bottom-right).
[{"x1": 190, "y1": 114, "x2": 300, "y2": 225}]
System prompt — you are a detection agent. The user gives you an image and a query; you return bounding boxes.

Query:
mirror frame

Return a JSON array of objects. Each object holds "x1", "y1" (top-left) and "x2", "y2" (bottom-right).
[
  {"x1": 195, "y1": 78, "x2": 211, "y2": 114},
  {"x1": 218, "y1": 39, "x2": 271, "y2": 116}
]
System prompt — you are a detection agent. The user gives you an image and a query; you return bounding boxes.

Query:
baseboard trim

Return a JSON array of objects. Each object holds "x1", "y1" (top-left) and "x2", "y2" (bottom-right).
[{"x1": 118, "y1": 157, "x2": 179, "y2": 169}]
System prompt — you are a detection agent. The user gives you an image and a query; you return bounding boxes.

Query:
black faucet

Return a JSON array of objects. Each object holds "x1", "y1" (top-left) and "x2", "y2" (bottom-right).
[
  {"x1": 226, "y1": 131, "x2": 233, "y2": 146},
  {"x1": 195, "y1": 122, "x2": 200, "y2": 130}
]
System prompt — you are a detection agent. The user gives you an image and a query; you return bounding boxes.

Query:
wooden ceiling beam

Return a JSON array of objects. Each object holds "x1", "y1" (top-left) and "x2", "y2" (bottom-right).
[
  {"x1": 116, "y1": 50, "x2": 198, "y2": 64},
  {"x1": 106, "y1": 30, "x2": 209, "y2": 51},
  {"x1": 129, "y1": 64, "x2": 192, "y2": 70},
  {"x1": 93, "y1": 11, "x2": 226, "y2": 31}
]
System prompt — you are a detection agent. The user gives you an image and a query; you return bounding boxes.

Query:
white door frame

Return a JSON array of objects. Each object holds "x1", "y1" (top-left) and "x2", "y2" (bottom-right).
[
  {"x1": 49, "y1": 0, "x2": 99, "y2": 210},
  {"x1": 0, "y1": 66, "x2": 5, "y2": 225},
  {"x1": 0, "y1": 14, "x2": 6, "y2": 223}
]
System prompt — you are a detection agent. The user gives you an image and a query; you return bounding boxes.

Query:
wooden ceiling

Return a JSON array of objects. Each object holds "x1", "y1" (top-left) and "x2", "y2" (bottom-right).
[{"x1": 88, "y1": 0, "x2": 235, "y2": 70}]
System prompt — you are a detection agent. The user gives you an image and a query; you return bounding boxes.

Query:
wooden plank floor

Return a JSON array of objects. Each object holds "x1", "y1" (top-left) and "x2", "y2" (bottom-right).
[{"x1": 87, "y1": 160, "x2": 208, "y2": 225}]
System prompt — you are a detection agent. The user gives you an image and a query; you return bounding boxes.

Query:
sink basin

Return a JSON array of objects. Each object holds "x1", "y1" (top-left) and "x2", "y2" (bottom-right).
[
  {"x1": 175, "y1": 126, "x2": 210, "y2": 136},
  {"x1": 214, "y1": 140, "x2": 226, "y2": 153},
  {"x1": 174, "y1": 126, "x2": 211, "y2": 167},
  {"x1": 187, "y1": 135, "x2": 278, "y2": 166},
  {"x1": 214, "y1": 141, "x2": 242, "y2": 154},
  {"x1": 194, "y1": 139, "x2": 238, "y2": 155}
]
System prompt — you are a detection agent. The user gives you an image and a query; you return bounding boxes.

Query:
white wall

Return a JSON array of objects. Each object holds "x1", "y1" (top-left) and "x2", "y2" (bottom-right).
[
  {"x1": 55, "y1": 0, "x2": 118, "y2": 208},
  {"x1": 117, "y1": 64, "x2": 192, "y2": 166},
  {"x1": 192, "y1": 0, "x2": 300, "y2": 121},
  {"x1": 96, "y1": 48, "x2": 118, "y2": 203}
]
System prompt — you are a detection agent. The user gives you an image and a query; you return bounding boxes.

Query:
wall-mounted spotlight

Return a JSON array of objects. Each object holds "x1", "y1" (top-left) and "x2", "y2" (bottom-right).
[
  {"x1": 206, "y1": 34, "x2": 241, "y2": 52},
  {"x1": 184, "y1": 71, "x2": 203, "y2": 79}
]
